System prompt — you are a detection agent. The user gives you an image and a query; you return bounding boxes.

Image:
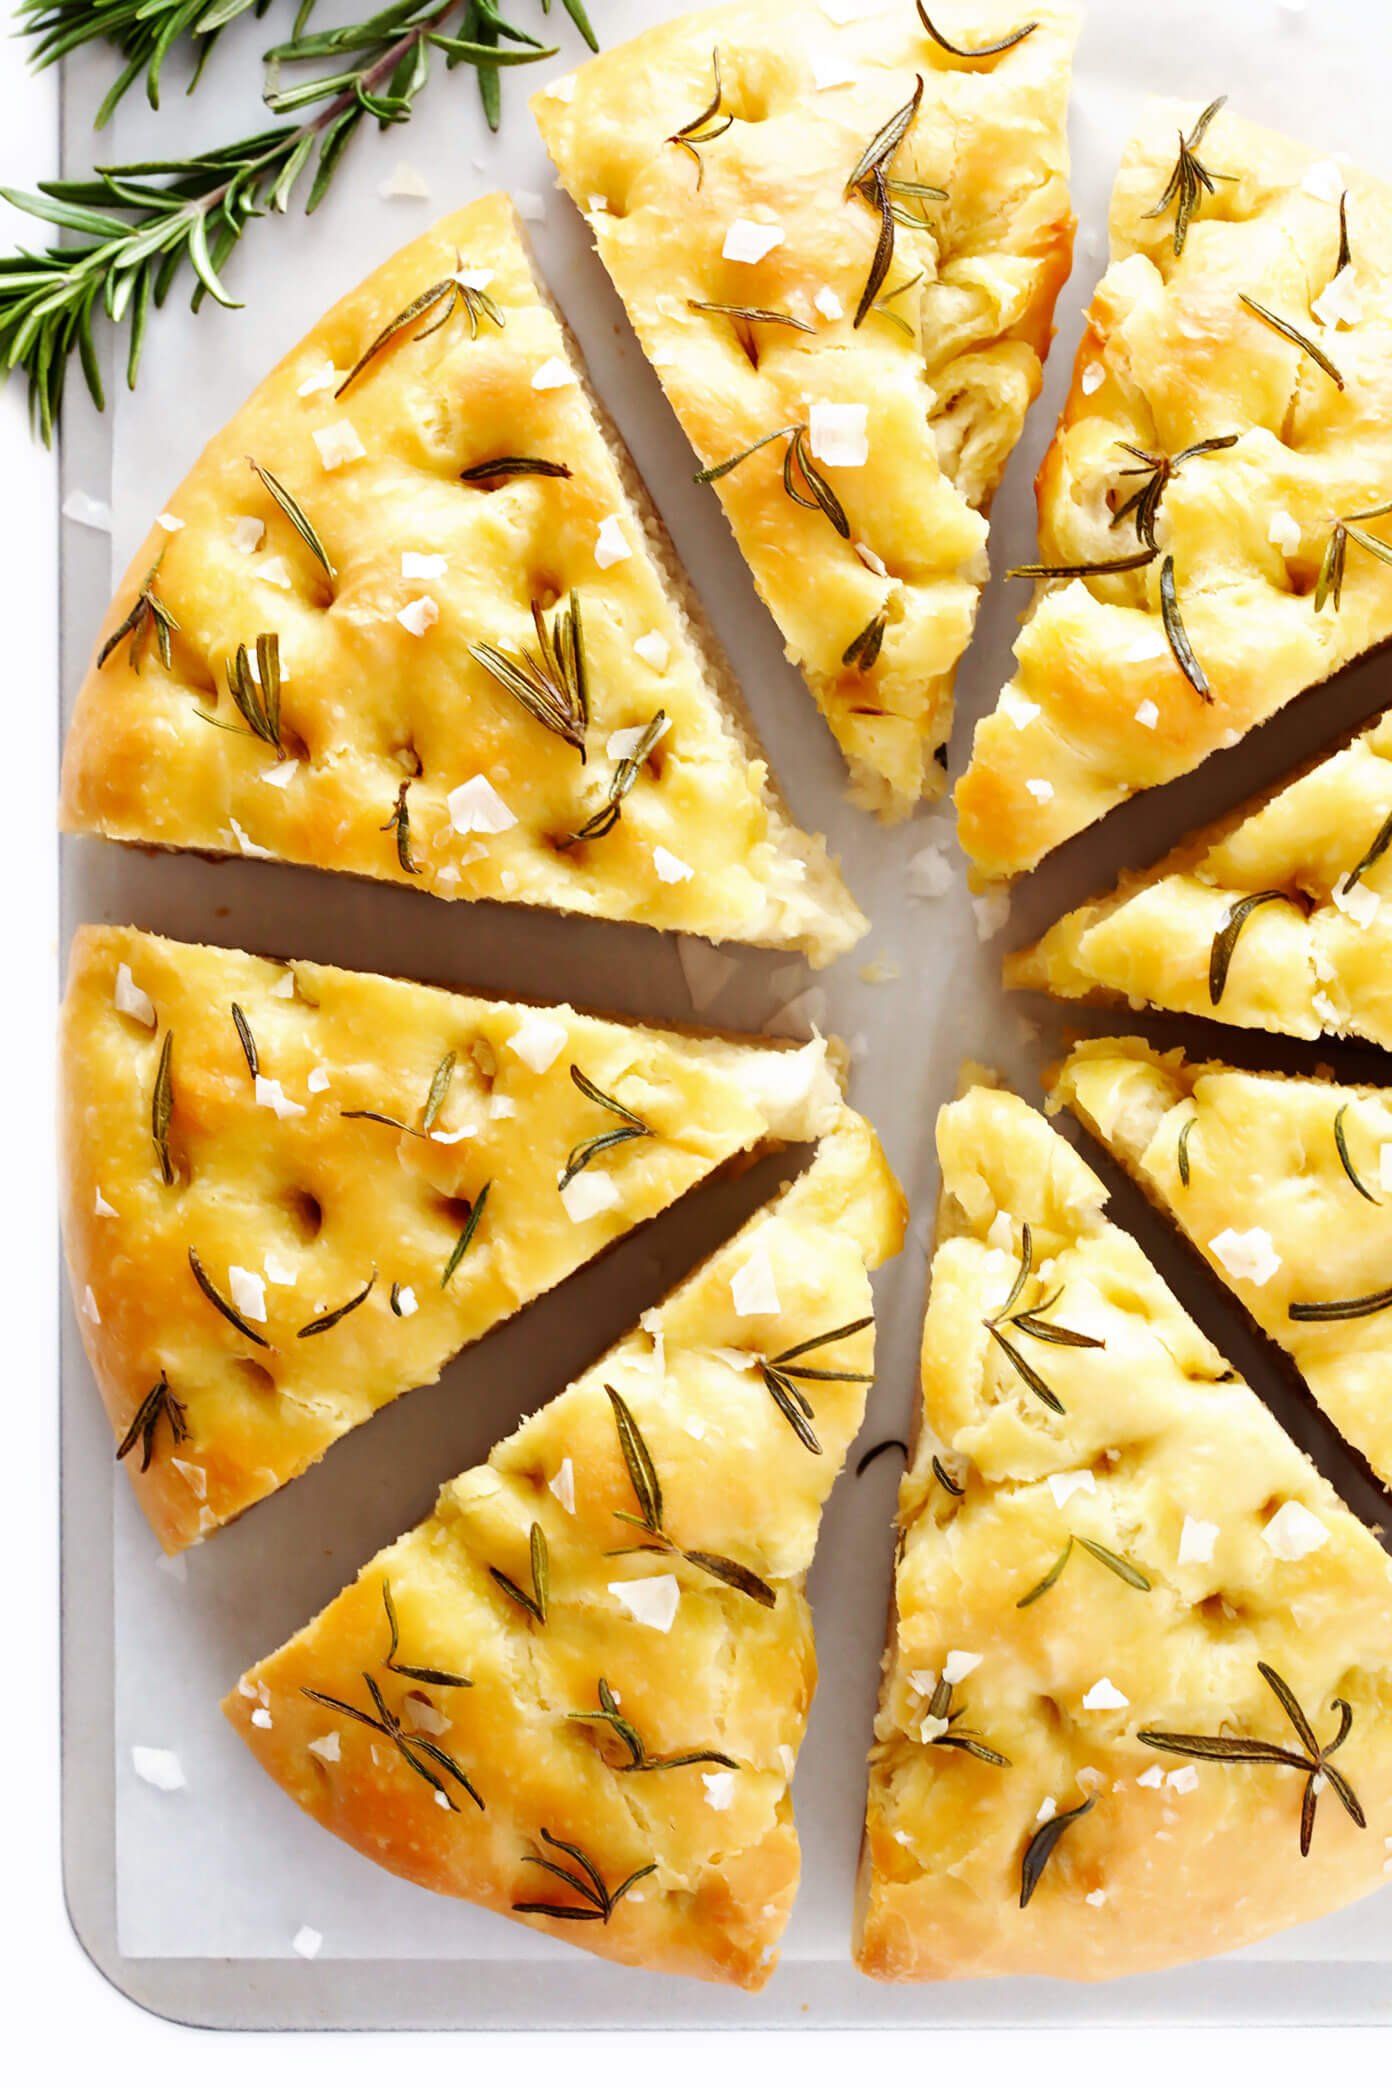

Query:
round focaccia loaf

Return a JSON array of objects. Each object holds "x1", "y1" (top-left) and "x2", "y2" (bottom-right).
[
  {"x1": 857, "y1": 1078, "x2": 1392, "y2": 1983},
  {"x1": 59, "y1": 193, "x2": 863, "y2": 965},
  {"x1": 536, "y1": 0, "x2": 1078, "y2": 819},
  {"x1": 958, "y1": 98, "x2": 1392, "y2": 884},
  {"x1": 225, "y1": 1108, "x2": 905, "y2": 1988},
  {"x1": 62, "y1": 923, "x2": 852, "y2": 1552}
]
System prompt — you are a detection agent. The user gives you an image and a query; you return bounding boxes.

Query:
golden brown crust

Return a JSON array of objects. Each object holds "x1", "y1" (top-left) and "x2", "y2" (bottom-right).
[
  {"x1": 61, "y1": 924, "x2": 852, "y2": 1552},
  {"x1": 958, "y1": 99, "x2": 1392, "y2": 883},
  {"x1": 856, "y1": 1081, "x2": 1392, "y2": 1983},
  {"x1": 224, "y1": 1110, "x2": 906, "y2": 1987},
  {"x1": 1054, "y1": 1034, "x2": 1392, "y2": 1497},
  {"x1": 59, "y1": 194, "x2": 863, "y2": 965},
  {"x1": 1008, "y1": 706, "x2": 1392, "y2": 1048},
  {"x1": 535, "y1": 2, "x2": 1077, "y2": 819}
]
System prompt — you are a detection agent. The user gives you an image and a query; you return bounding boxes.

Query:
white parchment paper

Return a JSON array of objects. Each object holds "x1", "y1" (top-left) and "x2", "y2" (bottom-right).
[{"x1": 57, "y1": 0, "x2": 1392, "y2": 1994}]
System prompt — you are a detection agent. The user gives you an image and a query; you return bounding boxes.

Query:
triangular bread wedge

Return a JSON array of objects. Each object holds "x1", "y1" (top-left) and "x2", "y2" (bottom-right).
[
  {"x1": 957, "y1": 100, "x2": 1392, "y2": 884},
  {"x1": 1009, "y1": 706, "x2": 1392, "y2": 1047},
  {"x1": 224, "y1": 1110, "x2": 905, "y2": 1988},
  {"x1": 1054, "y1": 1036, "x2": 1392, "y2": 1494},
  {"x1": 535, "y1": 3, "x2": 1078, "y2": 820},
  {"x1": 59, "y1": 195, "x2": 863, "y2": 966},
  {"x1": 62, "y1": 923, "x2": 854, "y2": 1554},
  {"x1": 857, "y1": 1076, "x2": 1392, "y2": 1983}
]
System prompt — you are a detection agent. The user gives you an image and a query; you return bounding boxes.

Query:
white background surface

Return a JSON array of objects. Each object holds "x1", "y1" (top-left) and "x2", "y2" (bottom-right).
[{"x1": 10, "y1": 0, "x2": 1392, "y2": 2064}]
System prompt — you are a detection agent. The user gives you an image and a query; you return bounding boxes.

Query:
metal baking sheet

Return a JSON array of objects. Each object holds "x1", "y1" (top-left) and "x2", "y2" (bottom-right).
[{"x1": 58, "y1": 0, "x2": 1392, "y2": 2026}]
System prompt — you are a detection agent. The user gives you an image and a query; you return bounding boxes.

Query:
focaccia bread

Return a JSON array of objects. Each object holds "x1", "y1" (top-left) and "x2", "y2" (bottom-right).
[
  {"x1": 225, "y1": 1110, "x2": 906, "y2": 1988},
  {"x1": 59, "y1": 194, "x2": 863, "y2": 967},
  {"x1": 62, "y1": 923, "x2": 852, "y2": 1553},
  {"x1": 1054, "y1": 1036, "x2": 1392, "y2": 1496},
  {"x1": 957, "y1": 99, "x2": 1392, "y2": 884},
  {"x1": 1009, "y1": 704, "x2": 1392, "y2": 1046},
  {"x1": 535, "y1": 2, "x2": 1078, "y2": 819},
  {"x1": 857, "y1": 1078, "x2": 1392, "y2": 1983}
]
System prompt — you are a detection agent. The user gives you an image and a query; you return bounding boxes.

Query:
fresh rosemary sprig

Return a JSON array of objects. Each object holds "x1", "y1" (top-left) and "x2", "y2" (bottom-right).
[
  {"x1": 931, "y1": 1453, "x2": 965, "y2": 1497},
  {"x1": 606, "y1": 1384, "x2": 777, "y2": 1608},
  {"x1": 1111, "y1": 435, "x2": 1239, "y2": 552},
  {"x1": 18, "y1": 0, "x2": 279, "y2": 129},
  {"x1": 489, "y1": 1521, "x2": 550, "y2": 1624},
  {"x1": 1019, "y1": 1793, "x2": 1094, "y2": 1908},
  {"x1": 151, "y1": 1028, "x2": 176, "y2": 1184},
  {"x1": 1138, "y1": 1662, "x2": 1365, "y2": 1857},
  {"x1": 855, "y1": 1437, "x2": 907, "y2": 1477},
  {"x1": 567, "y1": 1678, "x2": 737, "y2": 1774},
  {"x1": 188, "y1": 1245, "x2": 272, "y2": 1347},
  {"x1": 231, "y1": 1004, "x2": 259, "y2": 1081},
  {"x1": 1159, "y1": 553, "x2": 1210, "y2": 699},
  {"x1": 559, "y1": 1065, "x2": 653, "y2": 1191},
  {"x1": 1290, "y1": 1282, "x2": 1392, "y2": 1324},
  {"x1": 1177, "y1": 1114, "x2": 1197, "y2": 1188},
  {"x1": 687, "y1": 299, "x2": 814, "y2": 337},
  {"x1": 1007, "y1": 550, "x2": 1155, "y2": 581},
  {"x1": 1337, "y1": 190, "x2": 1353, "y2": 274},
  {"x1": 1334, "y1": 1104, "x2": 1380, "y2": 1205},
  {"x1": 869, "y1": 267, "x2": 923, "y2": 340},
  {"x1": 1016, "y1": 1534, "x2": 1151, "y2": 1609},
  {"x1": 233, "y1": 632, "x2": 284, "y2": 745},
  {"x1": 470, "y1": 593, "x2": 589, "y2": 759},
  {"x1": 1344, "y1": 808, "x2": 1392, "y2": 893},
  {"x1": 344, "y1": 1049, "x2": 459, "y2": 1137},
  {"x1": 697, "y1": 423, "x2": 850, "y2": 538},
  {"x1": 916, "y1": 6, "x2": 1037, "y2": 59},
  {"x1": 423, "y1": 1050, "x2": 455, "y2": 1132},
  {"x1": 264, "y1": 0, "x2": 584, "y2": 121},
  {"x1": 984, "y1": 1223, "x2": 1104, "y2": 1417},
  {"x1": 197, "y1": 633, "x2": 285, "y2": 748},
  {"x1": 298, "y1": 1270, "x2": 376, "y2": 1336},
  {"x1": 667, "y1": 49, "x2": 731, "y2": 188},
  {"x1": 844, "y1": 78, "x2": 928, "y2": 218},
  {"x1": 843, "y1": 605, "x2": 889, "y2": 672},
  {"x1": 342, "y1": 1105, "x2": 421, "y2": 1134},
  {"x1": 382, "y1": 780, "x2": 421, "y2": 874},
  {"x1": 381, "y1": 1578, "x2": 471, "y2": 1688},
  {"x1": 1315, "y1": 500, "x2": 1392, "y2": 612},
  {"x1": 513, "y1": 1827, "x2": 654, "y2": 1924},
  {"x1": 442, "y1": 1181, "x2": 492, "y2": 1285},
  {"x1": 845, "y1": 77, "x2": 946, "y2": 329},
  {"x1": 918, "y1": 1673, "x2": 1010, "y2": 1767},
  {"x1": 458, "y1": 454, "x2": 573, "y2": 484},
  {"x1": 247, "y1": 457, "x2": 335, "y2": 580},
  {"x1": 303, "y1": 1671, "x2": 483, "y2": 1810},
  {"x1": 562, "y1": 712, "x2": 667, "y2": 847},
  {"x1": 115, "y1": 1374, "x2": 190, "y2": 1471},
  {"x1": 1208, "y1": 890, "x2": 1295, "y2": 1005},
  {"x1": 1144, "y1": 96, "x2": 1229, "y2": 259},
  {"x1": 538, "y1": 5, "x2": 596, "y2": 51},
  {"x1": 335, "y1": 266, "x2": 505, "y2": 400},
  {"x1": 97, "y1": 555, "x2": 179, "y2": 672},
  {"x1": 1239, "y1": 294, "x2": 1345, "y2": 391},
  {"x1": 462, "y1": 0, "x2": 592, "y2": 131},
  {"x1": 756, "y1": 1317, "x2": 874, "y2": 1456},
  {"x1": 1, "y1": 0, "x2": 556, "y2": 441}
]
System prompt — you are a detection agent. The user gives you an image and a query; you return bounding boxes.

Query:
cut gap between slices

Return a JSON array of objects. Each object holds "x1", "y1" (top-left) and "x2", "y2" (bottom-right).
[{"x1": 1049, "y1": 1050, "x2": 1392, "y2": 1544}]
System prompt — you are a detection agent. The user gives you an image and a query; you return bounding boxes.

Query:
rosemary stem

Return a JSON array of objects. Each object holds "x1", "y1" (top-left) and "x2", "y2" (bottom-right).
[{"x1": 186, "y1": 0, "x2": 472, "y2": 242}]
